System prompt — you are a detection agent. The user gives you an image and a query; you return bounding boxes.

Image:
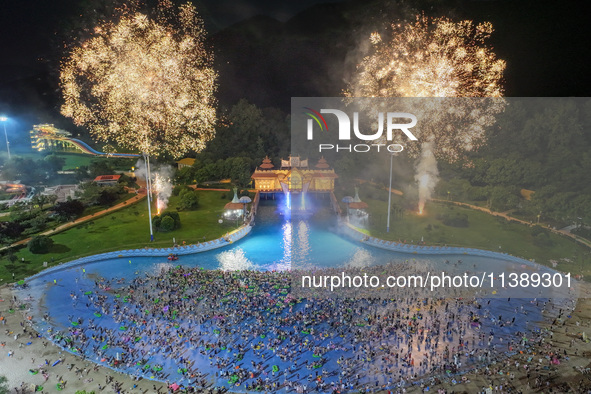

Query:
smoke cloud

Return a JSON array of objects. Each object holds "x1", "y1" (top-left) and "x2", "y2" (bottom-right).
[
  {"x1": 134, "y1": 158, "x2": 148, "y2": 181},
  {"x1": 414, "y1": 140, "x2": 439, "y2": 214},
  {"x1": 134, "y1": 158, "x2": 174, "y2": 214}
]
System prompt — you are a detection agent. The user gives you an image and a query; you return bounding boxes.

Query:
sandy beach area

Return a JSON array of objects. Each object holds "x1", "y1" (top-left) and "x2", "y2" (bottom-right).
[
  {"x1": 404, "y1": 295, "x2": 591, "y2": 394},
  {"x1": 3, "y1": 280, "x2": 591, "y2": 394},
  {"x1": 0, "y1": 285, "x2": 169, "y2": 394}
]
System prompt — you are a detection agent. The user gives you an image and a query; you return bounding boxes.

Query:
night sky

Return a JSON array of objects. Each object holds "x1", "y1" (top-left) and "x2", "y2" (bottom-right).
[
  {"x1": 0, "y1": 0, "x2": 340, "y2": 75},
  {"x1": 0, "y1": 0, "x2": 590, "y2": 150},
  {"x1": 0, "y1": 0, "x2": 341, "y2": 145}
]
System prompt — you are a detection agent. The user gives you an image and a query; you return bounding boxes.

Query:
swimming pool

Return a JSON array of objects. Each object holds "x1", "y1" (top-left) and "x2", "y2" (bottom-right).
[{"x1": 15, "y1": 200, "x2": 568, "y2": 392}]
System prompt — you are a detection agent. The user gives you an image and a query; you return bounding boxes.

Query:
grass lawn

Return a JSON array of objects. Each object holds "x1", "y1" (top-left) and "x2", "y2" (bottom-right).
[
  {"x1": 2, "y1": 183, "x2": 589, "y2": 282},
  {"x1": 0, "y1": 190, "x2": 242, "y2": 281},
  {"x1": 56, "y1": 152, "x2": 137, "y2": 171},
  {"x1": 56, "y1": 153, "x2": 94, "y2": 169},
  {"x1": 352, "y1": 196, "x2": 591, "y2": 277},
  {"x1": 0, "y1": 151, "x2": 134, "y2": 171},
  {"x1": 336, "y1": 182, "x2": 590, "y2": 276},
  {"x1": 1, "y1": 151, "x2": 91, "y2": 167}
]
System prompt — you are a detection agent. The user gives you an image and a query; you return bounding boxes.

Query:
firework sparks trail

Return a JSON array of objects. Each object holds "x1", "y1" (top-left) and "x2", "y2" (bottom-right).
[
  {"x1": 60, "y1": 1, "x2": 217, "y2": 158},
  {"x1": 134, "y1": 158, "x2": 173, "y2": 215},
  {"x1": 153, "y1": 167, "x2": 174, "y2": 215},
  {"x1": 347, "y1": 14, "x2": 506, "y2": 211}
]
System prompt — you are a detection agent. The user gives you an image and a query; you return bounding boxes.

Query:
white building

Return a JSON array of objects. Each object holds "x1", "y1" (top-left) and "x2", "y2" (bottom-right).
[{"x1": 41, "y1": 185, "x2": 79, "y2": 203}]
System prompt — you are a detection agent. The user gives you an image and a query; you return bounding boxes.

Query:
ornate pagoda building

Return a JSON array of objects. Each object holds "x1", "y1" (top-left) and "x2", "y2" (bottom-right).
[{"x1": 251, "y1": 156, "x2": 338, "y2": 195}]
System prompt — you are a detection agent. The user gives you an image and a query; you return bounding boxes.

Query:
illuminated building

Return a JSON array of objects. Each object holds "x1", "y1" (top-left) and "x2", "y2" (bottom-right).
[{"x1": 251, "y1": 156, "x2": 337, "y2": 195}]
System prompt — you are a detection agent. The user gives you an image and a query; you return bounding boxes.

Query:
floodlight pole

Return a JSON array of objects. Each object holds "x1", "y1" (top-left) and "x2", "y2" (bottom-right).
[
  {"x1": 144, "y1": 153, "x2": 154, "y2": 242},
  {"x1": 0, "y1": 117, "x2": 9, "y2": 160},
  {"x1": 386, "y1": 153, "x2": 393, "y2": 233}
]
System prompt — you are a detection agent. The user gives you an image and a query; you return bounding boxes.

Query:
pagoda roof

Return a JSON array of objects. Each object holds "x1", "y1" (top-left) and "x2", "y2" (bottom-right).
[
  {"x1": 251, "y1": 171, "x2": 279, "y2": 178},
  {"x1": 315, "y1": 156, "x2": 330, "y2": 169},
  {"x1": 224, "y1": 202, "x2": 244, "y2": 210},
  {"x1": 259, "y1": 156, "x2": 274, "y2": 169},
  {"x1": 349, "y1": 201, "x2": 368, "y2": 209}
]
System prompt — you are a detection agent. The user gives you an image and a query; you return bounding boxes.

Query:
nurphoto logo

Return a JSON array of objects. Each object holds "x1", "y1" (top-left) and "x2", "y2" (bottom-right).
[{"x1": 304, "y1": 107, "x2": 419, "y2": 153}]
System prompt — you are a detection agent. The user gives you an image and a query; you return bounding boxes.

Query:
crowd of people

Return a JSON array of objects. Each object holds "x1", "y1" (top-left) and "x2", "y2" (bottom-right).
[{"x1": 13, "y1": 262, "x2": 577, "y2": 393}]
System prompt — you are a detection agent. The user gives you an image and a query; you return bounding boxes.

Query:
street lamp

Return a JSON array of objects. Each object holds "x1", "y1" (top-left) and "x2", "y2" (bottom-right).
[
  {"x1": 386, "y1": 153, "x2": 394, "y2": 232},
  {"x1": 143, "y1": 154, "x2": 154, "y2": 242},
  {"x1": 0, "y1": 116, "x2": 9, "y2": 160}
]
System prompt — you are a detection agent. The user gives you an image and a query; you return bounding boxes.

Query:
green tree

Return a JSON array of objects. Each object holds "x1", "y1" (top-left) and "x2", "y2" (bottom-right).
[
  {"x1": 227, "y1": 157, "x2": 252, "y2": 187},
  {"x1": 9, "y1": 202, "x2": 33, "y2": 222},
  {"x1": 487, "y1": 186, "x2": 520, "y2": 212},
  {"x1": 44, "y1": 154, "x2": 67, "y2": 174},
  {"x1": 75, "y1": 165, "x2": 90, "y2": 181},
  {"x1": 117, "y1": 173, "x2": 135, "y2": 187},
  {"x1": 88, "y1": 159, "x2": 114, "y2": 178},
  {"x1": 54, "y1": 200, "x2": 85, "y2": 221},
  {"x1": 0, "y1": 221, "x2": 25, "y2": 242},
  {"x1": 207, "y1": 99, "x2": 263, "y2": 158},
  {"x1": 77, "y1": 182, "x2": 102, "y2": 205},
  {"x1": 153, "y1": 211, "x2": 181, "y2": 231},
  {"x1": 161, "y1": 211, "x2": 181, "y2": 229},
  {"x1": 172, "y1": 185, "x2": 190, "y2": 196},
  {"x1": 97, "y1": 185, "x2": 125, "y2": 206},
  {"x1": 0, "y1": 375, "x2": 8, "y2": 394},
  {"x1": 47, "y1": 194, "x2": 58, "y2": 207},
  {"x1": 1, "y1": 158, "x2": 44, "y2": 185},
  {"x1": 178, "y1": 189, "x2": 199, "y2": 210},
  {"x1": 22, "y1": 214, "x2": 49, "y2": 234},
  {"x1": 160, "y1": 216, "x2": 176, "y2": 232},
  {"x1": 31, "y1": 194, "x2": 51, "y2": 209},
  {"x1": 175, "y1": 166, "x2": 196, "y2": 185},
  {"x1": 28, "y1": 235, "x2": 54, "y2": 254},
  {"x1": 152, "y1": 215, "x2": 162, "y2": 229},
  {"x1": 77, "y1": 183, "x2": 124, "y2": 206}
]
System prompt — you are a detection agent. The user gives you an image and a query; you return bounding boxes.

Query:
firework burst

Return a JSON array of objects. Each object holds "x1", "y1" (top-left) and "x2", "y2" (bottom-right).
[
  {"x1": 349, "y1": 14, "x2": 505, "y2": 99},
  {"x1": 347, "y1": 14, "x2": 506, "y2": 160},
  {"x1": 347, "y1": 14, "x2": 506, "y2": 213},
  {"x1": 60, "y1": 1, "x2": 217, "y2": 158}
]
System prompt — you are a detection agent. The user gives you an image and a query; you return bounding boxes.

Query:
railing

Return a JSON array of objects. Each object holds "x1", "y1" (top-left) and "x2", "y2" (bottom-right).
[
  {"x1": 329, "y1": 191, "x2": 342, "y2": 215},
  {"x1": 251, "y1": 191, "x2": 260, "y2": 216}
]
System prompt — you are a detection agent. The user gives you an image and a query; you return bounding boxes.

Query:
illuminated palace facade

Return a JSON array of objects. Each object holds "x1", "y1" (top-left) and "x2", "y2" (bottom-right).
[{"x1": 251, "y1": 156, "x2": 337, "y2": 195}]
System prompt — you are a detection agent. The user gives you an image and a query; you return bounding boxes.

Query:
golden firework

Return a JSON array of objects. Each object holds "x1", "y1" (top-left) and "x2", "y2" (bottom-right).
[
  {"x1": 349, "y1": 15, "x2": 505, "y2": 98},
  {"x1": 60, "y1": 2, "x2": 217, "y2": 158},
  {"x1": 347, "y1": 14, "x2": 506, "y2": 160}
]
